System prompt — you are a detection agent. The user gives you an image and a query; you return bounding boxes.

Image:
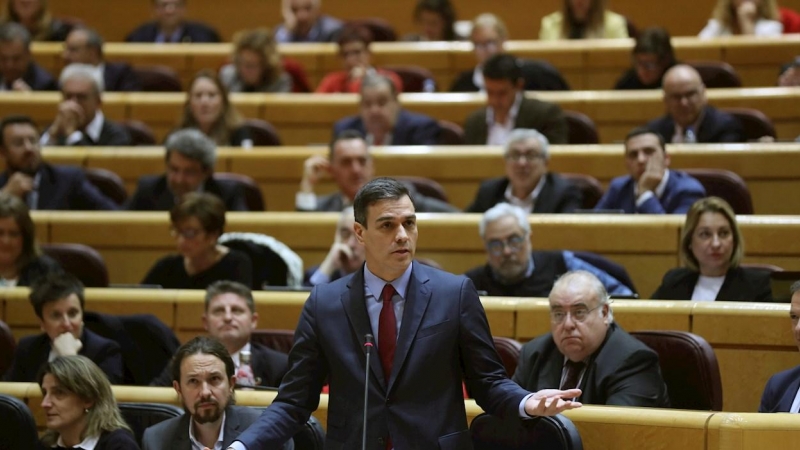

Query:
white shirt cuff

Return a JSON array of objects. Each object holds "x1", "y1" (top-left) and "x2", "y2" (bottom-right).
[
  {"x1": 228, "y1": 442, "x2": 247, "y2": 450},
  {"x1": 635, "y1": 190, "x2": 655, "y2": 208},
  {"x1": 518, "y1": 393, "x2": 535, "y2": 418},
  {"x1": 295, "y1": 191, "x2": 318, "y2": 211}
]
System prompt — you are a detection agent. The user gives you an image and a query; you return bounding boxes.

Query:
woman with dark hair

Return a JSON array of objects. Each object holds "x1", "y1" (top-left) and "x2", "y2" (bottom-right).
[
  {"x1": 219, "y1": 27, "x2": 292, "y2": 93},
  {"x1": 699, "y1": 0, "x2": 782, "y2": 37},
  {"x1": 177, "y1": 70, "x2": 252, "y2": 148},
  {"x1": 38, "y1": 355, "x2": 138, "y2": 449},
  {"x1": 0, "y1": 0, "x2": 72, "y2": 41},
  {"x1": 652, "y1": 197, "x2": 772, "y2": 301},
  {"x1": 0, "y1": 192, "x2": 61, "y2": 286},
  {"x1": 614, "y1": 27, "x2": 677, "y2": 90},
  {"x1": 403, "y1": 0, "x2": 458, "y2": 41},
  {"x1": 142, "y1": 192, "x2": 252, "y2": 289},
  {"x1": 540, "y1": 0, "x2": 628, "y2": 40}
]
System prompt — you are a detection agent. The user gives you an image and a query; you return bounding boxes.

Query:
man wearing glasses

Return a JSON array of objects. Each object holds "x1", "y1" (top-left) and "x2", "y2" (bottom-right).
[
  {"x1": 513, "y1": 270, "x2": 670, "y2": 407},
  {"x1": 465, "y1": 128, "x2": 582, "y2": 213},
  {"x1": 465, "y1": 203, "x2": 633, "y2": 297}
]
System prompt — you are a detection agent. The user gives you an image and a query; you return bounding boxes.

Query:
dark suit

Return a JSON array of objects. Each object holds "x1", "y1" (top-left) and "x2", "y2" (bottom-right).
[
  {"x1": 1, "y1": 62, "x2": 58, "y2": 91},
  {"x1": 464, "y1": 97, "x2": 569, "y2": 145},
  {"x1": 332, "y1": 109, "x2": 441, "y2": 146},
  {"x1": 103, "y1": 62, "x2": 141, "y2": 92},
  {"x1": 125, "y1": 21, "x2": 221, "y2": 43},
  {"x1": 646, "y1": 105, "x2": 746, "y2": 143},
  {"x1": 450, "y1": 59, "x2": 570, "y2": 92},
  {"x1": 127, "y1": 174, "x2": 248, "y2": 211},
  {"x1": 0, "y1": 163, "x2": 119, "y2": 210},
  {"x1": 651, "y1": 266, "x2": 773, "y2": 302},
  {"x1": 44, "y1": 118, "x2": 132, "y2": 146},
  {"x1": 594, "y1": 170, "x2": 705, "y2": 214},
  {"x1": 513, "y1": 323, "x2": 670, "y2": 407},
  {"x1": 759, "y1": 365, "x2": 800, "y2": 412},
  {"x1": 3, "y1": 328, "x2": 123, "y2": 383},
  {"x1": 304, "y1": 183, "x2": 458, "y2": 213},
  {"x1": 465, "y1": 173, "x2": 582, "y2": 213},
  {"x1": 234, "y1": 263, "x2": 532, "y2": 449}
]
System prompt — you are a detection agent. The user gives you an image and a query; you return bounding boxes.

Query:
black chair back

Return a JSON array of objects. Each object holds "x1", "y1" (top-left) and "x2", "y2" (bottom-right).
[
  {"x1": 118, "y1": 402, "x2": 184, "y2": 446},
  {"x1": 683, "y1": 168, "x2": 754, "y2": 214},
  {"x1": 41, "y1": 243, "x2": 110, "y2": 287},
  {"x1": 563, "y1": 111, "x2": 599, "y2": 144},
  {"x1": 85, "y1": 167, "x2": 128, "y2": 206},
  {"x1": 0, "y1": 319, "x2": 15, "y2": 378},
  {"x1": 242, "y1": 119, "x2": 282, "y2": 146},
  {"x1": 213, "y1": 172, "x2": 266, "y2": 211},
  {"x1": 0, "y1": 394, "x2": 38, "y2": 450},
  {"x1": 437, "y1": 120, "x2": 465, "y2": 145},
  {"x1": 560, "y1": 173, "x2": 603, "y2": 209},
  {"x1": 133, "y1": 65, "x2": 183, "y2": 92},
  {"x1": 471, "y1": 413, "x2": 583, "y2": 450}
]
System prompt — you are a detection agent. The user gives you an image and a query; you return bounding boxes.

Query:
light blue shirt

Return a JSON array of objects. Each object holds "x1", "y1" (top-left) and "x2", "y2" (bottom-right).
[{"x1": 363, "y1": 262, "x2": 412, "y2": 348}]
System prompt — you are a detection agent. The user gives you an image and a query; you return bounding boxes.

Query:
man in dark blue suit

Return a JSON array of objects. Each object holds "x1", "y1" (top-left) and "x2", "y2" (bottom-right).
[
  {"x1": 594, "y1": 127, "x2": 705, "y2": 214},
  {"x1": 62, "y1": 28, "x2": 141, "y2": 92},
  {"x1": 228, "y1": 178, "x2": 582, "y2": 450},
  {"x1": 0, "y1": 23, "x2": 57, "y2": 91},
  {"x1": 332, "y1": 73, "x2": 441, "y2": 146},
  {"x1": 760, "y1": 281, "x2": 800, "y2": 413},
  {"x1": 0, "y1": 115, "x2": 119, "y2": 210},
  {"x1": 126, "y1": 0, "x2": 220, "y2": 43}
]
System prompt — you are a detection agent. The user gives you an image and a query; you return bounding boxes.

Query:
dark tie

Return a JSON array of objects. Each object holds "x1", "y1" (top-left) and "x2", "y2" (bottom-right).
[
  {"x1": 379, "y1": 284, "x2": 397, "y2": 384},
  {"x1": 560, "y1": 360, "x2": 585, "y2": 392}
]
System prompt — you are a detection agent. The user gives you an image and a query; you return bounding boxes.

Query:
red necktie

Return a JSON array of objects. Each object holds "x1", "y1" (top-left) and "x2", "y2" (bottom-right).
[{"x1": 379, "y1": 284, "x2": 397, "y2": 384}]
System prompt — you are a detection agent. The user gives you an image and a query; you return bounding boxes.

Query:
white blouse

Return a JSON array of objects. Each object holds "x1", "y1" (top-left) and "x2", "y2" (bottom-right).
[
  {"x1": 698, "y1": 18, "x2": 783, "y2": 38},
  {"x1": 691, "y1": 275, "x2": 726, "y2": 301}
]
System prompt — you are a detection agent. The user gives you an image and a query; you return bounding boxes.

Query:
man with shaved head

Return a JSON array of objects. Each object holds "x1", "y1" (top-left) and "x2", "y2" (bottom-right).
[{"x1": 646, "y1": 64, "x2": 744, "y2": 143}]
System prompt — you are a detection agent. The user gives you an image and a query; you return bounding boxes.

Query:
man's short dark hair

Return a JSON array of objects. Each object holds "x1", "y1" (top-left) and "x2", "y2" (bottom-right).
[
  {"x1": 0, "y1": 115, "x2": 38, "y2": 148},
  {"x1": 625, "y1": 126, "x2": 666, "y2": 151},
  {"x1": 790, "y1": 280, "x2": 800, "y2": 296},
  {"x1": 353, "y1": 177, "x2": 414, "y2": 227},
  {"x1": 205, "y1": 280, "x2": 255, "y2": 313},
  {"x1": 29, "y1": 273, "x2": 85, "y2": 320},
  {"x1": 336, "y1": 25, "x2": 373, "y2": 48},
  {"x1": 329, "y1": 129, "x2": 367, "y2": 161},
  {"x1": 482, "y1": 53, "x2": 523, "y2": 84},
  {"x1": 170, "y1": 336, "x2": 235, "y2": 383}
]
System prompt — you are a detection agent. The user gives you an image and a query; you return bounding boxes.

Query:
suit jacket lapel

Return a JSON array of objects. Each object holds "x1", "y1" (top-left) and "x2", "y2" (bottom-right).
[
  {"x1": 533, "y1": 175, "x2": 552, "y2": 213},
  {"x1": 341, "y1": 267, "x2": 387, "y2": 389},
  {"x1": 172, "y1": 414, "x2": 192, "y2": 450},
  {"x1": 221, "y1": 407, "x2": 244, "y2": 448},
  {"x1": 778, "y1": 377, "x2": 800, "y2": 412},
  {"x1": 388, "y1": 264, "x2": 432, "y2": 393},
  {"x1": 540, "y1": 347, "x2": 563, "y2": 391}
]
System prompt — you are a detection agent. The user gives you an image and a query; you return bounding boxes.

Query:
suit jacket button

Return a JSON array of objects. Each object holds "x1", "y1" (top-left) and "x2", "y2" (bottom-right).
[{"x1": 377, "y1": 437, "x2": 385, "y2": 445}]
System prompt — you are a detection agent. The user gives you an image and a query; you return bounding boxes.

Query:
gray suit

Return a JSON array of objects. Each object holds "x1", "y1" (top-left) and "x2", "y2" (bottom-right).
[{"x1": 142, "y1": 405, "x2": 293, "y2": 450}]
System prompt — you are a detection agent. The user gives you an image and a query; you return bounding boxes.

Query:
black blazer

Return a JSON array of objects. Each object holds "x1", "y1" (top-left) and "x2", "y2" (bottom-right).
[
  {"x1": 126, "y1": 174, "x2": 249, "y2": 211},
  {"x1": 38, "y1": 429, "x2": 139, "y2": 450},
  {"x1": 332, "y1": 109, "x2": 440, "y2": 146},
  {"x1": 450, "y1": 59, "x2": 570, "y2": 92},
  {"x1": 646, "y1": 105, "x2": 746, "y2": 143},
  {"x1": 760, "y1": 364, "x2": 800, "y2": 412},
  {"x1": 125, "y1": 20, "x2": 221, "y2": 43},
  {"x1": 3, "y1": 328, "x2": 124, "y2": 383},
  {"x1": 464, "y1": 96, "x2": 569, "y2": 145},
  {"x1": 103, "y1": 62, "x2": 142, "y2": 92},
  {"x1": 0, "y1": 163, "x2": 119, "y2": 210},
  {"x1": 651, "y1": 266, "x2": 773, "y2": 301},
  {"x1": 1, "y1": 62, "x2": 58, "y2": 91},
  {"x1": 465, "y1": 173, "x2": 582, "y2": 213}
]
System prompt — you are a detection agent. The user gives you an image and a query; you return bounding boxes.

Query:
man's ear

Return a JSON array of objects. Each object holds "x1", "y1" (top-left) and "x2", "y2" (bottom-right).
[
  {"x1": 173, "y1": 380, "x2": 182, "y2": 397},
  {"x1": 663, "y1": 151, "x2": 671, "y2": 168},
  {"x1": 202, "y1": 313, "x2": 209, "y2": 332},
  {"x1": 354, "y1": 221, "x2": 366, "y2": 245}
]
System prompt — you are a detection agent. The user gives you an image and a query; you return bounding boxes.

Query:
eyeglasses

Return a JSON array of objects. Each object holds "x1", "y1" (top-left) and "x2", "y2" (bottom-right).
[
  {"x1": 486, "y1": 235, "x2": 526, "y2": 256},
  {"x1": 505, "y1": 151, "x2": 545, "y2": 163},
  {"x1": 170, "y1": 227, "x2": 204, "y2": 240},
  {"x1": 549, "y1": 304, "x2": 603, "y2": 324}
]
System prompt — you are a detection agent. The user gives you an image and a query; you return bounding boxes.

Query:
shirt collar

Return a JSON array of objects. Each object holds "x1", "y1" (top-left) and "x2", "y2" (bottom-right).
[
  {"x1": 156, "y1": 26, "x2": 184, "y2": 43},
  {"x1": 503, "y1": 174, "x2": 547, "y2": 206},
  {"x1": 84, "y1": 110, "x2": 105, "y2": 143},
  {"x1": 54, "y1": 434, "x2": 100, "y2": 450},
  {"x1": 189, "y1": 411, "x2": 226, "y2": 450},
  {"x1": 486, "y1": 92, "x2": 523, "y2": 126},
  {"x1": 654, "y1": 169, "x2": 670, "y2": 198},
  {"x1": 364, "y1": 260, "x2": 413, "y2": 302},
  {"x1": 673, "y1": 109, "x2": 706, "y2": 140},
  {"x1": 230, "y1": 342, "x2": 251, "y2": 369},
  {"x1": 472, "y1": 67, "x2": 485, "y2": 91}
]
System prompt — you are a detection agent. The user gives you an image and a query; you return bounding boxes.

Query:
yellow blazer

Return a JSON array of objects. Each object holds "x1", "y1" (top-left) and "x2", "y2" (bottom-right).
[{"x1": 539, "y1": 10, "x2": 629, "y2": 40}]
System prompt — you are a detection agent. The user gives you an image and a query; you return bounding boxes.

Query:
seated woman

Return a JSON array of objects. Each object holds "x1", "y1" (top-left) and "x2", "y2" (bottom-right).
[
  {"x1": 176, "y1": 70, "x2": 253, "y2": 148},
  {"x1": 539, "y1": 0, "x2": 629, "y2": 40},
  {"x1": 652, "y1": 197, "x2": 772, "y2": 301},
  {"x1": 38, "y1": 355, "x2": 139, "y2": 449},
  {"x1": 142, "y1": 192, "x2": 253, "y2": 290},
  {"x1": 219, "y1": 28, "x2": 292, "y2": 93},
  {"x1": 1, "y1": 0, "x2": 72, "y2": 41},
  {"x1": 0, "y1": 192, "x2": 61, "y2": 287},
  {"x1": 614, "y1": 27, "x2": 677, "y2": 90},
  {"x1": 699, "y1": 0, "x2": 783, "y2": 37},
  {"x1": 403, "y1": 0, "x2": 459, "y2": 41}
]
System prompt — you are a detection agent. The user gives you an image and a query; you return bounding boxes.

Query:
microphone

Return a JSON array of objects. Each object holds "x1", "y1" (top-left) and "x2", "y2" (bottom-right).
[{"x1": 362, "y1": 334, "x2": 374, "y2": 450}]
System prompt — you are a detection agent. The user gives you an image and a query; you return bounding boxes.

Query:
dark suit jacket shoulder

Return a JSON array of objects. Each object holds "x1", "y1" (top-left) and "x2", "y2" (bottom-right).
[
  {"x1": 17, "y1": 254, "x2": 63, "y2": 287},
  {"x1": 646, "y1": 105, "x2": 745, "y2": 143},
  {"x1": 127, "y1": 174, "x2": 248, "y2": 211},
  {"x1": 465, "y1": 173, "x2": 582, "y2": 213},
  {"x1": 125, "y1": 21, "x2": 221, "y2": 43},
  {"x1": 142, "y1": 406, "x2": 263, "y2": 450},
  {"x1": 24, "y1": 62, "x2": 58, "y2": 91},
  {"x1": 651, "y1": 266, "x2": 773, "y2": 301},
  {"x1": 332, "y1": 109, "x2": 440, "y2": 146},
  {"x1": 104, "y1": 62, "x2": 142, "y2": 92},
  {"x1": 97, "y1": 119, "x2": 132, "y2": 146},
  {"x1": 594, "y1": 170, "x2": 705, "y2": 214},
  {"x1": 513, "y1": 323, "x2": 670, "y2": 407},
  {"x1": 464, "y1": 97, "x2": 568, "y2": 145},
  {"x1": 0, "y1": 163, "x2": 119, "y2": 210},
  {"x1": 760, "y1": 364, "x2": 800, "y2": 412}
]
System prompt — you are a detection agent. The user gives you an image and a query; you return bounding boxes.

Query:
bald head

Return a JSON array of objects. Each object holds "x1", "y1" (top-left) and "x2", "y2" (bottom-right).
[
  {"x1": 549, "y1": 271, "x2": 612, "y2": 362},
  {"x1": 662, "y1": 64, "x2": 707, "y2": 128}
]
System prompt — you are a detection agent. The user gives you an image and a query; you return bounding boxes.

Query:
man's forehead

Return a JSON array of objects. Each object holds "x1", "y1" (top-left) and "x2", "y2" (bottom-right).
[
  {"x1": 550, "y1": 285, "x2": 596, "y2": 307},
  {"x1": 791, "y1": 292, "x2": 800, "y2": 310},
  {"x1": 369, "y1": 197, "x2": 415, "y2": 221},
  {"x1": 183, "y1": 353, "x2": 226, "y2": 373},
  {"x1": 210, "y1": 293, "x2": 247, "y2": 308},
  {"x1": 509, "y1": 138, "x2": 540, "y2": 153}
]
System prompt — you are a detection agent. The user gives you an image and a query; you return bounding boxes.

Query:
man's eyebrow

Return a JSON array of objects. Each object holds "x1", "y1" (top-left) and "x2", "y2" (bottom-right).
[{"x1": 376, "y1": 214, "x2": 416, "y2": 223}]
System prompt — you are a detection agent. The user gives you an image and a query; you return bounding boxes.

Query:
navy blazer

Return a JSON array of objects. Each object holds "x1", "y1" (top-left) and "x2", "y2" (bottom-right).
[
  {"x1": 126, "y1": 174, "x2": 248, "y2": 211},
  {"x1": 125, "y1": 21, "x2": 220, "y2": 43},
  {"x1": 760, "y1": 365, "x2": 800, "y2": 412},
  {"x1": 0, "y1": 62, "x2": 57, "y2": 91},
  {"x1": 594, "y1": 170, "x2": 705, "y2": 214},
  {"x1": 332, "y1": 109, "x2": 441, "y2": 146},
  {"x1": 646, "y1": 105, "x2": 746, "y2": 143},
  {"x1": 465, "y1": 173, "x2": 582, "y2": 213},
  {"x1": 3, "y1": 328, "x2": 123, "y2": 383},
  {"x1": 234, "y1": 263, "x2": 531, "y2": 450},
  {"x1": 103, "y1": 62, "x2": 141, "y2": 92},
  {"x1": 0, "y1": 163, "x2": 119, "y2": 210}
]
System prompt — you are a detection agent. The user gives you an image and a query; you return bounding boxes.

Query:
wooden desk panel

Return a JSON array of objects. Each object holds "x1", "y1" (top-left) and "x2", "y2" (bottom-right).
[{"x1": 708, "y1": 412, "x2": 800, "y2": 450}]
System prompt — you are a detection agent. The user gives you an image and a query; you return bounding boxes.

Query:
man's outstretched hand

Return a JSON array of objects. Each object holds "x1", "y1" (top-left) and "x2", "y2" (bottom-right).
[{"x1": 524, "y1": 389, "x2": 583, "y2": 417}]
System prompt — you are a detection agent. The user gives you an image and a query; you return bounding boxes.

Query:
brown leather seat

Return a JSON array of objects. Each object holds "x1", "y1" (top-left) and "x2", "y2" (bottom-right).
[
  {"x1": 683, "y1": 168, "x2": 754, "y2": 214},
  {"x1": 346, "y1": 18, "x2": 397, "y2": 41},
  {"x1": 250, "y1": 329, "x2": 295, "y2": 354},
  {"x1": 492, "y1": 336, "x2": 522, "y2": 377},
  {"x1": 242, "y1": 118, "x2": 282, "y2": 146},
  {"x1": 40, "y1": 243, "x2": 110, "y2": 288},
  {"x1": 85, "y1": 167, "x2": 128, "y2": 206},
  {"x1": 0, "y1": 319, "x2": 15, "y2": 378},
  {"x1": 437, "y1": 120, "x2": 465, "y2": 145},
  {"x1": 395, "y1": 176, "x2": 449, "y2": 203},
  {"x1": 133, "y1": 65, "x2": 183, "y2": 92},
  {"x1": 120, "y1": 120, "x2": 157, "y2": 146},
  {"x1": 560, "y1": 173, "x2": 604, "y2": 209},
  {"x1": 688, "y1": 61, "x2": 742, "y2": 88},
  {"x1": 213, "y1": 172, "x2": 265, "y2": 211},
  {"x1": 383, "y1": 65, "x2": 436, "y2": 92},
  {"x1": 721, "y1": 107, "x2": 777, "y2": 141},
  {"x1": 564, "y1": 110, "x2": 599, "y2": 144},
  {"x1": 630, "y1": 330, "x2": 723, "y2": 411}
]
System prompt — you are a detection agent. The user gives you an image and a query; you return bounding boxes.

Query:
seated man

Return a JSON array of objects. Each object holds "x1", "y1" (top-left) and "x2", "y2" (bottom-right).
[
  {"x1": 513, "y1": 270, "x2": 670, "y2": 407},
  {"x1": 316, "y1": 25, "x2": 403, "y2": 93},
  {"x1": 150, "y1": 281, "x2": 288, "y2": 388},
  {"x1": 62, "y1": 27, "x2": 141, "y2": 92},
  {"x1": 465, "y1": 203, "x2": 633, "y2": 297},
  {"x1": 40, "y1": 64, "x2": 132, "y2": 146},
  {"x1": 466, "y1": 128, "x2": 582, "y2": 213},
  {"x1": 464, "y1": 53, "x2": 568, "y2": 146},
  {"x1": 274, "y1": 0, "x2": 342, "y2": 43},
  {"x1": 296, "y1": 129, "x2": 457, "y2": 212},
  {"x1": 0, "y1": 115, "x2": 119, "y2": 210},
  {"x1": 760, "y1": 280, "x2": 800, "y2": 412},
  {"x1": 126, "y1": 0, "x2": 220, "y2": 43},
  {"x1": 0, "y1": 23, "x2": 57, "y2": 91},
  {"x1": 127, "y1": 129, "x2": 248, "y2": 211},
  {"x1": 304, "y1": 206, "x2": 365, "y2": 286},
  {"x1": 143, "y1": 336, "x2": 293, "y2": 450},
  {"x1": 646, "y1": 64, "x2": 745, "y2": 143},
  {"x1": 3, "y1": 273, "x2": 123, "y2": 383},
  {"x1": 594, "y1": 127, "x2": 705, "y2": 214},
  {"x1": 332, "y1": 74, "x2": 440, "y2": 146}
]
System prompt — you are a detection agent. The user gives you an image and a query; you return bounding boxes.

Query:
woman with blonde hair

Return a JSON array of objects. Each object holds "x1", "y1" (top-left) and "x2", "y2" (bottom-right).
[
  {"x1": 699, "y1": 0, "x2": 782, "y2": 37},
  {"x1": 176, "y1": 70, "x2": 252, "y2": 147},
  {"x1": 1, "y1": 0, "x2": 71, "y2": 41},
  {"x1": 651, "y1": 196, "x2": 772, "y2": 301},
  {"x1": 219, "y1": 27, "x2": 292, "y2": 93},
  {"x1": 38, "y1": 355, "x2": 138, "y2": 449},
  {"x1": 539, "y1": 0, "x2": 629, "y2": 40}
]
